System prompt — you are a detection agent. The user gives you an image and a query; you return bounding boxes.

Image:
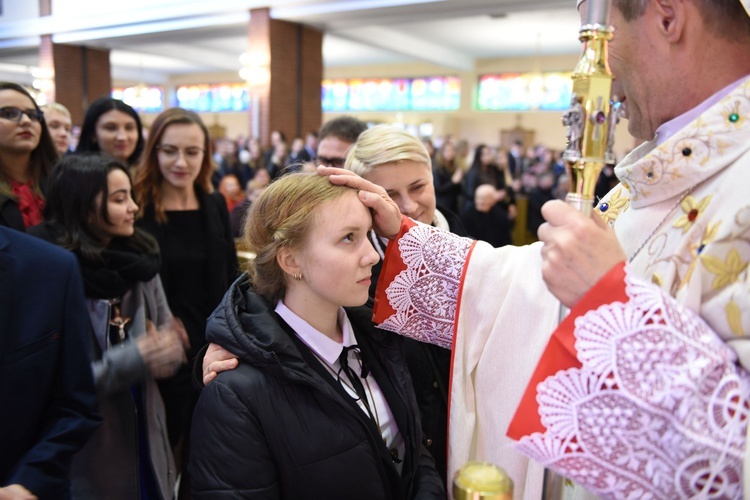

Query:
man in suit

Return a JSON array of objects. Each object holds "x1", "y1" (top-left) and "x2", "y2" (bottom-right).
[{"x1": 0, "y1": 226, "x2": 99, "y2": 499}]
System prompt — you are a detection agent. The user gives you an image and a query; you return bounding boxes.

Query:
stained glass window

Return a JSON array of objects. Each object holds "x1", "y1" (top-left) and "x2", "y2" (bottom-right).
[
  {"x1": 477, "y1": 72, "x2": 573, "y2": 111},
  {"x1": 111, "y1": 86, "x2": 164, "y2": 113},
  {"x1": 321, "y1": 76, "x2": 461, "y2": 112}
]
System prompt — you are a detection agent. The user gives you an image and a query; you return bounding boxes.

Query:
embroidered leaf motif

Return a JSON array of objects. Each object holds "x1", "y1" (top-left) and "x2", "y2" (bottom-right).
[
  {"x1": 680, "y1": 222, "x2": 721, "y2": 290},
  {"x1": 726, "y1": 300, "x2": 744, "y2": 337},
  {"x1": 673, "y1": 194, "x2": 712, "y2": 234},
  {"x1": 701, "y1": 249, "x2": 749, "y2": 290},
  {"x1": 652, "y1": 273, "x2": 663, "y2": 287},
  {"x1": 596, "y1": 187, "x2": 630, "y2": 224}
]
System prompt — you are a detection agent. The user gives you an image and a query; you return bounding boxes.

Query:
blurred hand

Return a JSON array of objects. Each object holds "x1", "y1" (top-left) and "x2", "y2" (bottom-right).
[
  {"x1": 538, "y1": 200, "x2": 626, "y2": 308},
  {"x1": 137, "y1": 320, "x2": 187, "y2": 379},
  {"x1": 202, "y1": 342, "x2": 239, "y2": 386},
  {"x1": 0, "y1": 485, "x2": 37, "y2": 500},
  {"x1": 169, "y1": 316, "x2": 190, "y2": 349},
  {"x1": 317, "y1": 166, "x2": 402, "y2": 239},
  {"x1": 496, "y1": 189, "x2": 506, "y2": 202},
  {"x1": 507, "y1": 204, "x2": 517, "y2": 221},
  {"x1": 451, "y1": 168, "x2": 463, "y2": 185}
]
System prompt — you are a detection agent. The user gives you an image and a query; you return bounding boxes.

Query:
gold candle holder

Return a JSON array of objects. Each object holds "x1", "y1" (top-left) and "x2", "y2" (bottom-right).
[{"x1": 452, "y1": 461, "x2": 513, "y2": 500}]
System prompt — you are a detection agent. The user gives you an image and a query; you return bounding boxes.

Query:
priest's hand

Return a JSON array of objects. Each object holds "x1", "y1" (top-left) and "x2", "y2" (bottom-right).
[
  {"x1": 538, "y1": 200, "x2": 626, "y2": 308},
  {"x1": 317, "y1": 166, "x2": 402, "y2": 239}
]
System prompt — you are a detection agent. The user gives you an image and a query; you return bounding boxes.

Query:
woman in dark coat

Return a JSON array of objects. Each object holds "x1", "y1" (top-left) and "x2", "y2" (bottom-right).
[
  {"x1": 134, "y1": 107, "x2": 238, "y2": 497},
  {"x1": 190, "y1": 173, "x2": 444, "y2": 500}
]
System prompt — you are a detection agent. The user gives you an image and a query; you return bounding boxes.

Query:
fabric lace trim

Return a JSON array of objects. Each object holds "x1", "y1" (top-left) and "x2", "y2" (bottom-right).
[
  {"x1": 380, "y1": 224, "x2": 473, "y2": 349},
  {"x1": 514, "y1": 272, "x2": 749, "y2": 499}
]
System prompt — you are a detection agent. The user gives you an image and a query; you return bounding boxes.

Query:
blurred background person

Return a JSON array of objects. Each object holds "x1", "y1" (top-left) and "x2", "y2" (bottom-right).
[
  {"x1": 230, "y1": 168, "x2": 270, "y2": 238},
  {"x1": 302, "y1": 130, "x2": 318, "y2": 162},
  {"x1": 75, "y1": 97, "x2": 144, "y2": 169},
  {"x1": 0, "y1": 82, "x2": 58, "y2": 232},
  {"x1": 463, "y1": 144, "x2": 503, "y2": 212},
  {"x1": 134, "y1": 107, "x2": 238, "y2": 498},
  {"x1": 526, "y1": 171, "x2": 556, "y2": 238},
  {"x1": 432, "y1": 140, "x2": 463, "y2": 215},
  {"x1": 460, "y1": 183, "x2": 513, "y2": 248},
  {"x1": 41, "y1": 102, "x2": 72, "y2": 157},
  {"x1": 218, "y1": 173, "x2": 244, "y2": 213},
  {"x1": 267, "y1": 139, "x2": 288, "y2": 179},
  {"x1": 30, "y1": 153, "x2": 186, "y2": 500}
]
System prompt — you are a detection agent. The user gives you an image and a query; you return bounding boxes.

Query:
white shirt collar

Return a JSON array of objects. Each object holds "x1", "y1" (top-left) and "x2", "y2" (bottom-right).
[{"x1": 274, "y1": 300, "x2": 354, "y2": 365}]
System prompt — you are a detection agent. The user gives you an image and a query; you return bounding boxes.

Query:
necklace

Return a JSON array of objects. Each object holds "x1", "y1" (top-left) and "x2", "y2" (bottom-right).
[{"x1": 628, "y1": 178, "x2": 709, "y2": 263}]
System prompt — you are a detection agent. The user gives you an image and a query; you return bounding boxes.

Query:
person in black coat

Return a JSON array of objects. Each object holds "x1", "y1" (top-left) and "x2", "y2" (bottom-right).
[
  {"x1": 134, "y1": 108, "x2": 238, "y2": 498},
  {"x1": 200, "y1": 125, "x2": 459, "y2": 489},
  {"x1": 0, "y1": 226, "x2": 100, "y2": 499},
  {"x1": 190, "y1": 173, "x2": 443, "y2": 499}
]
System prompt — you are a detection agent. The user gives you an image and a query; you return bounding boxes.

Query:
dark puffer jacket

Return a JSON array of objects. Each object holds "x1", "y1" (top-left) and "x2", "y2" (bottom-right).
[{"x1": 189, "y1": 275, "x2": 445, "y2": 500}]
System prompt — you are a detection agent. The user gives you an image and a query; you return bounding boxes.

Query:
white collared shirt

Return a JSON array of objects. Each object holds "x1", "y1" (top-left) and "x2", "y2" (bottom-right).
[{"x1": 275, "y1": 301, "x2": 405, "y2": 471}]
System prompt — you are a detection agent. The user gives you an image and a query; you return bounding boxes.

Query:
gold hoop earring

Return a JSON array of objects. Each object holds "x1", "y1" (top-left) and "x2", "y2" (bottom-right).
[{"x1": 293, "y1": 272, "x2": 302, "y2": 281}]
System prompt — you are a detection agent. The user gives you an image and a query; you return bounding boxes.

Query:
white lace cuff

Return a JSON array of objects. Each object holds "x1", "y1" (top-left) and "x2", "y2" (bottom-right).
[{"x1": 513, "y1": 270, "x2": 749, "y2": 498}]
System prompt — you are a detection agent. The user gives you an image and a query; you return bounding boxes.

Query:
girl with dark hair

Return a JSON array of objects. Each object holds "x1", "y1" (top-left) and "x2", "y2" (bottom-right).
[
  {"x1": 134, "y1": 107, "x2": 237, "y2": 497},
  {"x1": 0, "y1": 82, "x2": 59, "y2": 231},
  {"x1": 29, "y1": 153, "x2": 187, "y2": 500},
  {"x1": 76, "y1": 97, "x2": 144, "y2": 167}
]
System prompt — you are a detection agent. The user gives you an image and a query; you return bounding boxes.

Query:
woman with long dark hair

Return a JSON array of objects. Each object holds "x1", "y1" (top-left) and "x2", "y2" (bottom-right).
[
  {"x1": 0, "y1": 82, "x2": 58, "y2": 231},
  {"x1": 76, "y1": 97, "x2": 145, "y2": 167},
  {"x1": 30, "y1": 153, "x2": 187, "y2": 500},
  {"x1": 134, "y1": 107, "x2": 237, "y2": 497}
]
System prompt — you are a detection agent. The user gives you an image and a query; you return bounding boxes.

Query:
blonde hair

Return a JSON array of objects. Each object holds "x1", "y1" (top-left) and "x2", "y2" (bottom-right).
[
  {"x1": 345, "y1": 124, "x2": 431, "y2": 176},
  {"x1": 243, "y1": 172, "x2": 354, "y2": 303},
  {"x1": 41, "y1": 102, "x2": 72, "y2": 120}
]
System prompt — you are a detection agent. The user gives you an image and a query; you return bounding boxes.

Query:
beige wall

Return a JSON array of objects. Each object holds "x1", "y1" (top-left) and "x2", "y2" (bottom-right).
[{"x1": 124, "y1": 54, "x2": 639, "y2": 158}]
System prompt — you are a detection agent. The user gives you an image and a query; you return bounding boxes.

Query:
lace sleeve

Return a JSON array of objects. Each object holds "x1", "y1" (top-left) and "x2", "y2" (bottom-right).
[
  {"x1": 373, "y1": 220, "x2": 475, "y2": 349},
  {"x1": 512, "y1": 267, "x2": 749, "y2": 499}
]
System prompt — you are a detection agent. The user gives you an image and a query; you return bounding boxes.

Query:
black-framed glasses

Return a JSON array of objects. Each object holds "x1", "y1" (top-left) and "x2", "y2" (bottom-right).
[
  {"x1": 0, "y1": 106, "x2": 44, "y2": 123},
  {"x1": 317, "y1": 156, "x2": 346, "y2": 168}
]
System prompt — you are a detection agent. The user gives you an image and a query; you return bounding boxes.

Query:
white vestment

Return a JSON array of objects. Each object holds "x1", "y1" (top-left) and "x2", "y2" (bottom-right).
[{"x1": 373, "y1": 77, "x2": 750, "y2": 498}]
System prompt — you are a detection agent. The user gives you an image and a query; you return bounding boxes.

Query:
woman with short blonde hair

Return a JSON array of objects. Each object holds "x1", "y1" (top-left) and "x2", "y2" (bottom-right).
[{"x1": 345, "y1": 124, "x2": 431, "y2": 177}]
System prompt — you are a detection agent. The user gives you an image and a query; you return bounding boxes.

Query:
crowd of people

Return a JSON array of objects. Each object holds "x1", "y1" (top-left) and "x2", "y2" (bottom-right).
[{"x1": 2, "y1": 0, "x2": 750, "y2": 498}]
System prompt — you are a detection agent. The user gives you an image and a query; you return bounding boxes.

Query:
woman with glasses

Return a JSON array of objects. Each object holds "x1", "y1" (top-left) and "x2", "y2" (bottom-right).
[
  {"x1": 29, "y1": 153, "x2": 187, "y2": 499},
  {"x1": 0, "y1": 82, "x2": 58, "y2": 231},
  {"x1": 76, "y1": 97, "x2": 144, "y2": 168},
  {"x1": 134, "y1": 107, "x2": 238, "y2": 498}
]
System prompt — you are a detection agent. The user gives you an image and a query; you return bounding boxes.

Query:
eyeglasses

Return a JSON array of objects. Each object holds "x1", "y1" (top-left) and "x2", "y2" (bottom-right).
[
  {"x1": 156, "y1": 145, "x2": 205, "y2": 161},
  {"x1": 317, "y1": 156, "x2": 346, "y2": 168},
  {"x1": 0, "y1": 106, "x2": 44, "y2": 124}
]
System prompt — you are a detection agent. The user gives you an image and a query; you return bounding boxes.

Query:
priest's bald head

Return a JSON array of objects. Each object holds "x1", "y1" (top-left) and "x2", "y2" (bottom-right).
[{"x1": 575, "y1": 0, "x2": 750, "y2": 141}]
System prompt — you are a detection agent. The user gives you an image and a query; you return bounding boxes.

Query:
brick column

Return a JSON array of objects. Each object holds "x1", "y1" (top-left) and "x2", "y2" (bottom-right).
[
  {"x1": 37, "y1": 0, "x2": 111, "y2": 126},
  {"x1": 247, "y1": 8, "x2": 322, "y2": 147},
  {"x1": 51, "y1": 44, "x2": 111, "y2": 126}
]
